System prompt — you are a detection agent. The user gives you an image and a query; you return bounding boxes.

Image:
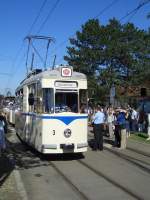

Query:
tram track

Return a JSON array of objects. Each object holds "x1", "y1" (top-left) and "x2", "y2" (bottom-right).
[
  {"x1": 104, "y1": 147, "x2": 150, "y2": 174},
  {"x1": 6, "y1": 129, "x2": 148, "y2": 200},
  {"x1": 7, "y1": 132, "x2": 146, "y2": 200},
  {"x1": 77, "y1": 159, "x2": 142, "y2": 200},
  {"x1": 127, "y1": 146, "x2": 150, "y2": 158},
  {"x1": 50, "y1": 161, "x2": 90, "y2": 200},
  {"x1": 50, "y1": 157, "x2": 142, "y2": 200},
  {"x1": 7, "y1": 138, "x2": 89, "y2": 200}
]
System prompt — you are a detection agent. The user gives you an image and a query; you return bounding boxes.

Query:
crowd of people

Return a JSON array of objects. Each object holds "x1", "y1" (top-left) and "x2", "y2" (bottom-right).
[
  {"x1": 0, "y1": 103, "x2": 149, "y2": 154},
  {"x1": 90, "y1": 104, "x2": 150, "y2": 151}
]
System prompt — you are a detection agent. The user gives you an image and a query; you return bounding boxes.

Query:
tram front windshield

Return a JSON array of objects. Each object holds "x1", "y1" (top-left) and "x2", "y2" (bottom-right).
[
  {"x1": 55, "y1": 91, "x2": 78, "y2": 113},
  {"x1": 43, "y1": 88, "x2": 87, "y2": 113}
]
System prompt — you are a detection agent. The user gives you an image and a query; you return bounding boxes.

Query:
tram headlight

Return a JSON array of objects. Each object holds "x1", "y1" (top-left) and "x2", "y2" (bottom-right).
[{"x1": 64, "y1": 129, "x2": 72, "y2": 138}]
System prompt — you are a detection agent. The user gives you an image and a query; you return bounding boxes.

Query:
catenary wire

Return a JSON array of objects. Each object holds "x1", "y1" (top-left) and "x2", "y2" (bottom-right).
[
  {"x1": 52, "y1": 0, "x2": 150, "y2": 64},
  {"x1": 24, "y1": 0, "x2": 61, "y2": 71},
  {"x1": 5, "y1": 0, "x2": 49, "y2": 91},
  {"x1": 8, "y1": 0, "x2": 48, "y2": 77},
  {"x1": 27, "y1": 0, "x2": 48, "y2": 34},
  {"x1": 36, "y1": 0, "x2": 61, "y2": 34},
  {"x1": 50, "y1": 0, "x2": 120, "y2": 60},
  {"x1": 119, "y1": 0, "x2": 150, "y2": 22}
]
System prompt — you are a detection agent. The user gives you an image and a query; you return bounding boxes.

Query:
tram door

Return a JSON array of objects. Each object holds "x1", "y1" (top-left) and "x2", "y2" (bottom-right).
[{"x1": 26, "y1": 84, "x2": 36, "y2": 143}]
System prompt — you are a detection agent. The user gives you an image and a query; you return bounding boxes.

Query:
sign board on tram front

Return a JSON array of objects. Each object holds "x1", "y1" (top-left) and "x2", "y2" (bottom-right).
[{"x1": 61, "y1": 68, "x2": 72, "y2": 77}]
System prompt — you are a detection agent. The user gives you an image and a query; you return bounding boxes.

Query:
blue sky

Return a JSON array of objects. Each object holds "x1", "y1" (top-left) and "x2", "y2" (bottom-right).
[{"x1": 0, "y1": 0, "x2": 149, "y2": 95}]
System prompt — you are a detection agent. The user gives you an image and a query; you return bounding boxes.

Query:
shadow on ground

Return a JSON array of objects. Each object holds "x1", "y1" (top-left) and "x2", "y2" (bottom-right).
[
  {"x1": 6, "y1": 135, "x2": 84, "y2": 172},
  {"x1": 104, "y1": 138, "x2": 114, "y2": 146},
  {"x1": 0, "y1": 154, "x2": 14, "y2": 187}
]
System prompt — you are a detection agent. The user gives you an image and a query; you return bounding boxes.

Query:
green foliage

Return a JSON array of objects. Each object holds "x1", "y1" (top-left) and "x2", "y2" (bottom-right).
[
  {"x1": 130, "y1": 133, "x2": 150, "y2": 144},
  {"x1": 64, "y1": 18, "x2": 150, "y2": 101},
  {"x1": 137, "y1": 132, "x2": 149, "y2": 139}
]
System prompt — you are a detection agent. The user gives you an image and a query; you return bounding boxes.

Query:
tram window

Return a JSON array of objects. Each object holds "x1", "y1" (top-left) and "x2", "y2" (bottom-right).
[
  {"x1": 28, "y1": 93, "x2": 34, "y2": 106},
  {"x1": 36, "y1": 82, "x2": 42, "y2": 113},
  {"x1": 18, "y1": 89, "x2": 23, "y2": 111},
  {"x1": 43, "y1": 88, "x2": 54, "y2": 113},
  {"x1": 79, "y1": 89, "x2": 88, "y2": 113},
  {"x1": 16, "y1": 90, "x2": 23, "y2": 111},
  {"x1": 55, "y1": 91, "x2": 78, "y2": 113}
]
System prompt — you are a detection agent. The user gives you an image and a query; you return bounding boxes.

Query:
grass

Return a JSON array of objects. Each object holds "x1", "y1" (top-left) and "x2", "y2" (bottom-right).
[{"x1": 129, "y1": 132, "x2": 150, "y2": 144}]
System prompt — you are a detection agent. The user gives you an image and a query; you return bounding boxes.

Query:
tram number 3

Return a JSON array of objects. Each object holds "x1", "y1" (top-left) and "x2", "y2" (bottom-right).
[{"x1": 52, "y1": 130, "x2": 55, "y2": 135}]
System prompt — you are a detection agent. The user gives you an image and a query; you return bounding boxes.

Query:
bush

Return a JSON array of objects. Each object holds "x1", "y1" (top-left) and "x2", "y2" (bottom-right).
[{"x1": 137, "y1": 132, "x2": 148, "y2": 139}]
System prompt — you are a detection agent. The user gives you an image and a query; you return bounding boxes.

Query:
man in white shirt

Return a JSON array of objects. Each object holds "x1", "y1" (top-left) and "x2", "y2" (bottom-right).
[{"x1": 92, "y1": 106, "x2": 105, "y2": 151}]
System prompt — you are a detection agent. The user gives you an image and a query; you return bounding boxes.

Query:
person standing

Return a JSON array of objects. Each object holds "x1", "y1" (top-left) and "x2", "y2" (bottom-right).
[
  {"x1": 92, "y1": 105, "x2": 105, "y2": 151},
  {"x1": 0, "y1": 120, "x2": 6, "y2": 155},
  {"x1": 106, "y1": 107, "x2": 114, "y2": 138},
  {"x1": 114, "y1": 108, "x2": 126, "y2": 149},
  {"x1": 125, "y1": 109, "x2": 131, "y2": 138},
  {"x1": 131, "y1": 108, "x2": 138, "y2": 132},
  {"x1": 146, "y1": 114, "x2": 150, "y2": 141},
  {"x1": 0, "y1": 111, "x2": 8, "y2": 134}
]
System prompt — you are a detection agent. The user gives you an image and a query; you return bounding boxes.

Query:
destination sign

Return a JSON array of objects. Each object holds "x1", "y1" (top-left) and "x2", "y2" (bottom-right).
[{"x1": 55, "y1": 81, "x2": 77, "y2": 88}]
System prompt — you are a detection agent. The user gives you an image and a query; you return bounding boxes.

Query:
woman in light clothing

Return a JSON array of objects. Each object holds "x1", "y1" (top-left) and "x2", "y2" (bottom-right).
[{"x1": 106, "y1": 107, "x2": 115, "y2": 138}]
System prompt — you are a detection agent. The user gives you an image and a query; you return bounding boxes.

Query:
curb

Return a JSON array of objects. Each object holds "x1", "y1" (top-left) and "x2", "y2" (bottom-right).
[{"x1": 6, "y1": 126, "x2": 28, "y2": 200}]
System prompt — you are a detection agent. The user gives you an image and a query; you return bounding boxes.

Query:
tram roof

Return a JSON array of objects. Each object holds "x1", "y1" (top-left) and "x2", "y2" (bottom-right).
[{"x1": 16, "y1": 66, "x2": 87, "y2": 90}]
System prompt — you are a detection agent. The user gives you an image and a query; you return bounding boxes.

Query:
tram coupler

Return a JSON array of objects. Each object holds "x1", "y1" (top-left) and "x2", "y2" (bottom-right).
[{"x1": 60, "y1": 143, "x2": 74, "y2": 150}]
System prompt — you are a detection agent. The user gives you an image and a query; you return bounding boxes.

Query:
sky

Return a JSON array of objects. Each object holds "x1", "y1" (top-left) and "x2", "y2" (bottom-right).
[{"x1": 0, "y1": 0, "x2": 150, "y2": 95}]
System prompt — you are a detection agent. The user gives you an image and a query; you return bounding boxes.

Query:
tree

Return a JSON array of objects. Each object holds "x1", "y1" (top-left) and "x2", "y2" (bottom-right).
[{"x1": 64, "y1": 18, "x2": 150, "y2": 102}]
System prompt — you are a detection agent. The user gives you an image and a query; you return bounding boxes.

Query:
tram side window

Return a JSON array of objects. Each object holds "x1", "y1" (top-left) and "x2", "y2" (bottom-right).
[
  {"x1": 36, "y1": 83, "x2": 43, "y2": 113},
  {"x1": 15, "y1": 91, "x2": 23, "y2": 112},
  {"x1": 79, "y1": 89, "x2": 88, "y2": 113},
  {"x1": 28, "y1": 84, "x2": 36, "y2": 112},
  {"x1": 19, "y1": 90, "x2": 23, "y2": 111},
  {"x1": 43, "y1": 88, "x2": 54, "y2": 113}
]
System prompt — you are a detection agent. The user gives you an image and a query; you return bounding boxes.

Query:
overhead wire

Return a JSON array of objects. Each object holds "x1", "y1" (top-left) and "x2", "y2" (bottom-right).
[
  {"x1": 119, "y1": 0, "x2": 150, "y2": 22},
  {"x1": 95, "y1": 0, "x2": 120, "y2": 18},
  {"x1": 52, "y1": 0, "x2": 150, "y2": 64},
  {"x1": 50, "y1": 0, "x2": 120, "y2": 64},
  {"x1": 26, "y1": 0, "x2": 61, "y2": 70},
  {"x1": 126, "y1": 9, "x2": 139, "y2": 23},
  {"x1": 36, "y1": 0, "x2": 61, "y2": 34},
  {"x1": 8, "y1": 0, "x2": 48, "y2": 76},
  {"x1": 5, "y1": 0, "x2": 49, "y2": 92},
  {"x1": 27, "y1": 0, "x2": 48, "y2": 34}
]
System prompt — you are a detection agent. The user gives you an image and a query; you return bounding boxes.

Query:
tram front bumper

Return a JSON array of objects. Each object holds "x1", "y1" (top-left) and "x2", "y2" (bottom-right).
[{"x1": 41, "y1": 142, "x2": 88, "y2": 153}]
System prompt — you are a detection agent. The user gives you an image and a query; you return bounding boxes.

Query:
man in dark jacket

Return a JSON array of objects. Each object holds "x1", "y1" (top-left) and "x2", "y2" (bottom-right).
[{"x1": 114, "y1": 109, "x2": 126, "y2": 148}]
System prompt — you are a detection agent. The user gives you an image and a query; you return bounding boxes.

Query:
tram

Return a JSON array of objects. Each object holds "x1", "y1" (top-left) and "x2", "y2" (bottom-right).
[{"x1": 15, "y1": 66, "x2": 88, "y2": 154}]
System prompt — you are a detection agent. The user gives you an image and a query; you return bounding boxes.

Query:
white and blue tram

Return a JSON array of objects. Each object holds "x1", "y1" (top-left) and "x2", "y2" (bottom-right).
[{"x1": 15, "y1": 66, "x2": 88, "y2": 154}]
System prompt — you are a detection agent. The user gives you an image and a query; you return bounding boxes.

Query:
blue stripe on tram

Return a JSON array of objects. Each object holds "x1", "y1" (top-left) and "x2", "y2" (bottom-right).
[{"x1": 21, "y1": 112, "x2": 88, "y2": 125}]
